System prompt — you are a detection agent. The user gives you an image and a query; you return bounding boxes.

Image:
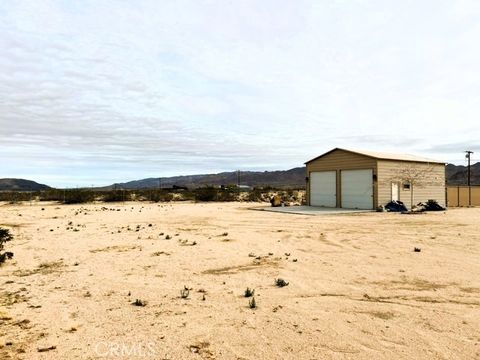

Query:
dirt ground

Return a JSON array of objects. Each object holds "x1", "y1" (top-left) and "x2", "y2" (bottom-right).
[{"x1": 0, "y1": 201, "x2": 479, "y2": 359}]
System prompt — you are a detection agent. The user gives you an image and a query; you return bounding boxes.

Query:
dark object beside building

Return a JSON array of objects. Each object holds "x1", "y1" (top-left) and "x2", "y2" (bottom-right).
[{"x1": 385, "y1": 200, "x2": 408, "y2": 212}]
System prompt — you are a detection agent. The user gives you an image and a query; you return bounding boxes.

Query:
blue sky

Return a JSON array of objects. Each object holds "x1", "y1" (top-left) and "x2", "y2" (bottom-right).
[{"x1": 1, "y1": 0, "x2": 479, "y2": 187}]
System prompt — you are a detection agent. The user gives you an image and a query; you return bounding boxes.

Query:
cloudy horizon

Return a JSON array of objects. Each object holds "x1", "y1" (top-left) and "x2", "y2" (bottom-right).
[{"x1": 1, "y1": 0, "x2": 479, "y2": 187}]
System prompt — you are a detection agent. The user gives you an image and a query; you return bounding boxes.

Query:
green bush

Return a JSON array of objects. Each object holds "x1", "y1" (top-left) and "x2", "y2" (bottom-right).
[
  {"x1": 193, "y1": 187, "x2": 239, "y2": 202},
  {"x1": 37, "y1": 189, "x2": 59, "y2": 202},
  {"x1": 0, "y1": 191, "x2": 37, "y2": 202},
  {"x1": 149, "y1": 190, "x2": 174, "y2": 202},
  {"x1": 194, "y1": 187, "x2": 218, "y2": 201},
  {"x1": 103, "y1": 190, "x2": 129, "y2": 202},
  {"x1": 63, "y1": 190, "x2": 95, "y2": 204},
  {"x1": 246, "y1": 188, "x2": 264, "y2": 202}
]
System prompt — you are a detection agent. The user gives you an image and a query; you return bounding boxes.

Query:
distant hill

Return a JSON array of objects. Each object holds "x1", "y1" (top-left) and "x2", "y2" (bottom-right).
[
  {"x1": 0, "y1": 178, "x2": 51, "y2": 191},
  {"x1": 446, "y1": 162, "x2": 480, "y2": 185},
  {"x1": 107, "y1": 167, "x2": 307, "y2": 190},
  {"x1": 106, "y1": 162, "x2": 480, "y2": 190},
  {"x1": 1, "y1": 162, "x2": 477, "y2": 192}
]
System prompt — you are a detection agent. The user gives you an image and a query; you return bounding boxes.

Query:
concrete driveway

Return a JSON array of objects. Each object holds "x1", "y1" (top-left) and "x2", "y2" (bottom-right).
[{"x1": 255, "y1": 205, "x2": 374, "y2": 216}]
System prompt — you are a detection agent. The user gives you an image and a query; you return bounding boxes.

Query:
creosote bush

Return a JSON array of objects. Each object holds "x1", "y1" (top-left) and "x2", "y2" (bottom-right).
[
  {"x1": 103, "y1": 190, "x2": 129, "y2": 202},
  {"x1": 63, "y1": 189, "x2": 96, "y2": 204},
  {"x1": 194, "y1": 186, "x2": 239, "y2": 202}
]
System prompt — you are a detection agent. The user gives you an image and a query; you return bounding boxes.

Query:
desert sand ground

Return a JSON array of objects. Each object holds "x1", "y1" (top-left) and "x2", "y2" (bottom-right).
[{"x1": 0, "y1": 201, "x2": 479, "y2": 360}]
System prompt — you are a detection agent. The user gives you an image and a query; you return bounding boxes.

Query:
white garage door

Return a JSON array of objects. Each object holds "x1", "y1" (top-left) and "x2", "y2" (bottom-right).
[
  {"x1": 341, "y1": 169, "x2": 373, "y2": 209},
  {"x1": 310, "y1": 171, "x2": 336, "y2": 207}
]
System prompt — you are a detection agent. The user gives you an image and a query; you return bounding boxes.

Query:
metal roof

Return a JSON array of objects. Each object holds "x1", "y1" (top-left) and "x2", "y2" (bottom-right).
[{"x1": 305, "y1": 147, "x2": 445, "y2": 164}]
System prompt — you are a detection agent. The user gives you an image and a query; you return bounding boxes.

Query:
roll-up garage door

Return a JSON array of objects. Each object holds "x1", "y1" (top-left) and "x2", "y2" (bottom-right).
[
  {"x1": 310, "y1": 171, "x2": 336, "y2": 207},
  {"x1": 341, "y1": 169, "x2": 373, "y2": 209}
]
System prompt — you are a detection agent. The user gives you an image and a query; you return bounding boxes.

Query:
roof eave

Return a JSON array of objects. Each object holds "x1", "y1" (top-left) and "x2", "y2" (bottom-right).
[{"x1": 305, "y1": 147, "x2": 445, "y2": 165}]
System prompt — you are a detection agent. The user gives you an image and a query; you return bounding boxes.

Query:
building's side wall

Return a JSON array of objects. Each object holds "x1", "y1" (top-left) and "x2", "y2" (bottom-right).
[
  {"x1": 306, "y1": 150, "x2": 377, "y2": 207},
  {"x1": 377, "y1": 160, "x2": 446, "y2": 208}
]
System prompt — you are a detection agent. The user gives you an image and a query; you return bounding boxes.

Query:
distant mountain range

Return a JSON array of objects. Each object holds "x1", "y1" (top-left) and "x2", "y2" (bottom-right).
[
  {"x1": 0, "y1": 178, "x2": 51, "y2": 191},
  {"x1": 446, "y1": 162, "x2": 480, "y2": 185},
  {"x1": 107, "y1": 162, "x2": 480, "y2": 189},
  {"x1": 1, "y1": 162, "x2": 479, "y2": 191},
  {"x1": 107, "y1": 167, "x2": 307, "y2": 190}
]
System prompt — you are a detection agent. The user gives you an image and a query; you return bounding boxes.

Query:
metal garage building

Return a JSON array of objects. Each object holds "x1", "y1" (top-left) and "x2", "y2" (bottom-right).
[{"x1": 305, "y1": 148, "x2": 446, "y2": 210}]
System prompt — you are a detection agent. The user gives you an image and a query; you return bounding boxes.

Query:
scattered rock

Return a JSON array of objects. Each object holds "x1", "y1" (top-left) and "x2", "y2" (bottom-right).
[{"x1": 37, "y1": 345, "x2": 56, "y2": 352}]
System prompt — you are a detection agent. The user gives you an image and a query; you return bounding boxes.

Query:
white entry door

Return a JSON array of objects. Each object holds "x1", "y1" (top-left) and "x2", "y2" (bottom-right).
[
  {"x1": 310, "y1": 171, "x2": 336, "y2": 207},
  {"x1": 391, "y1": 182, "x2": 399, "y2": 201},
  {"x1": 341, "y1": 169, "x2": 373, "y2": 209}
]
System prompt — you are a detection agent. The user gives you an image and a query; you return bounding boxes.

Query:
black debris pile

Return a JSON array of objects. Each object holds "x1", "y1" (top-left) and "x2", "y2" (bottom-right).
[
  {"x1": 424, "y1": 200, "x2": 446, "y2": 211},
  {"x1": 414, "y1": 200, "x2": 446, "y2": 212},
  {"x1": 385, "y1": 200, "x2": 408, "y2": 212}
]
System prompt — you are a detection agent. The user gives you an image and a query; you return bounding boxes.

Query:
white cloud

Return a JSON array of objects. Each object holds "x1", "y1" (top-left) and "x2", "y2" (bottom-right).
[{"x1": 1, "y1": 0, "x2": 479, "y2": 186}]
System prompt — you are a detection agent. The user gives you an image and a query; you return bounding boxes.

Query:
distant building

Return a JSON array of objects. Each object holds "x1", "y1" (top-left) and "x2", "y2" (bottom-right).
[{"x1": 305, "y1": 148, "x2": 445, "y2": 210}]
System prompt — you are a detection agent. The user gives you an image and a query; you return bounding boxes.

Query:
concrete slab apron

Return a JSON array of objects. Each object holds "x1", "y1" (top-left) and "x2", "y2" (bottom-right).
[{"x1": 253, "y1": 206, "x2": 374, "y2": 216}]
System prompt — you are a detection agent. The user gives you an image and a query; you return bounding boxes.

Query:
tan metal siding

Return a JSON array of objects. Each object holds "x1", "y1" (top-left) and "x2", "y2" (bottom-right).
[
  {"x1": 377, "y1": 160, "x2": 446, "y2": 208},
  {"x1": 306, "y1": 149, "x2": 377, "y2": 207}
]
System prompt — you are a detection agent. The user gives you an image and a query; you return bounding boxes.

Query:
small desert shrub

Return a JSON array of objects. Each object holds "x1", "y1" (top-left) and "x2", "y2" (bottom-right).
[
  {"x1": 245, "y1": 188, "x2": 264, "y2": 202},
  {"x1": 194, "y1": 187, "x2": 217, "y2": 202},
  {"x1": 150, "y1": 190, "x2": 174, "y2": 203},
  {"x1": 180, "y1": 286, "x2": 190, "y2": 299},
  {"x1": 275, "y1": 278, "x2": 289, "y2": 287},
  {"x1": 38, "y1": 189, "x2": 63, "y2": 201},
  {"x1": 244, "y1": 288, "x2": 255, "y2": 297},
  {"x1": 103, "y1": 190, "x2": 129, "y2": 202},
  {"x1": 63, "y1": 190, "x2": 95, "y2": 204},
  {"x1": 192, "y1": 187, "x2": 239, "y2": 202},
  {"x1": 249, "y1": 297, "x2": 256, "y2": 309},
  {"x1": 414, "y1": 247, "x2": 421, "y2": 252},
  {"x1": 0, "y1": 228, "x2": 13, "y2": 251},
  {"x1": 0, "y1": 191, "x2": 36, "y2": 202},
  {"x1": 215, "y1": 189, "x2": 238, "y2": 202},
  {"x1": 176, "y1": 190, "x2": 195, "y2": 201},
  {"x1": 132, "y1": 299, "x2": 147, "y2": 306},
  {"x1": 0, "y1": 227, "x2": 13, "y2": 264}
]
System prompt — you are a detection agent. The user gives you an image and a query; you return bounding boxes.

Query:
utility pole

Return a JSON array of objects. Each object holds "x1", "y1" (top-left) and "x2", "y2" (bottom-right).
[
  {"x1": 465, "y1": 150, "x2": 473, "y2": 206},
  {"x1": 237, "y1": 170, "x2": 240, "y2": 187}
]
